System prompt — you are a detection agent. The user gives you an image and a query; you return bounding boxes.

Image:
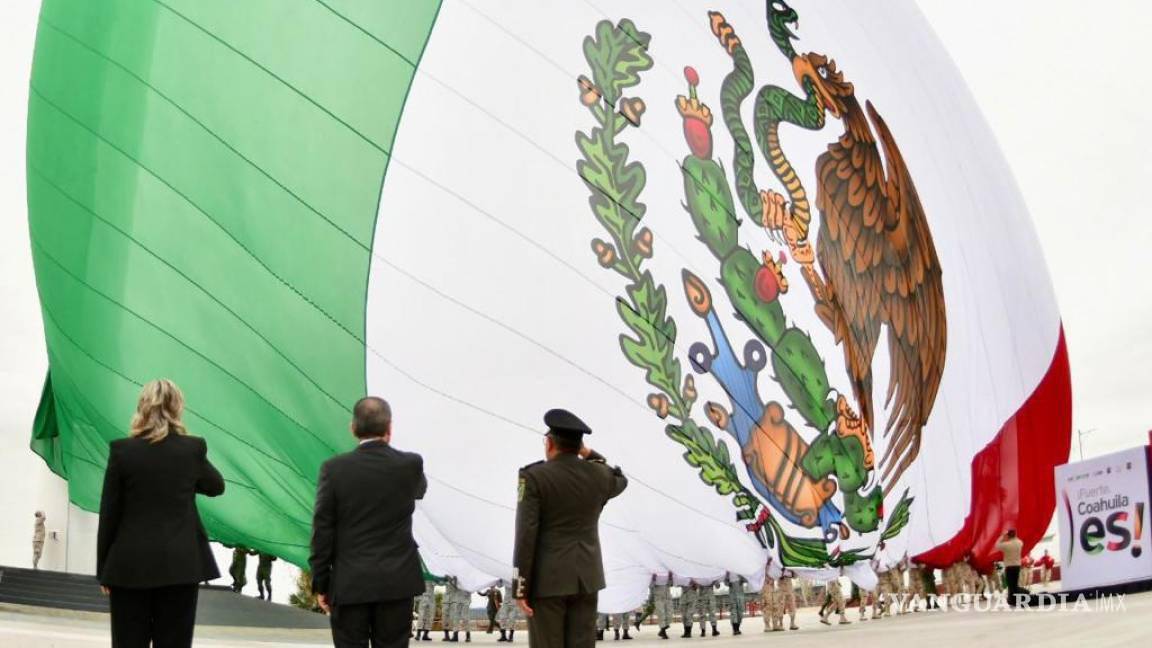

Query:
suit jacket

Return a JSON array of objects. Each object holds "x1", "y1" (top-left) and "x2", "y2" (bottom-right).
[
  {"x1": 309, "y1": 440, "x2": 427, "y2": 606},
  {"x1": 512, "y1": 451, "x2": 627, "y2": 600},
  {"x1": 96, "y1": 435, "x2": 225, "y2": 587}
]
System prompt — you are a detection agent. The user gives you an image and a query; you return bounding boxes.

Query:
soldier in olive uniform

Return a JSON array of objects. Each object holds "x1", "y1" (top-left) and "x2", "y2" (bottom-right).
[
  {"x1": 679, "y1": 581, "x2": 699, "y2": 638},
  {"x1": 255, "y1": 552, "x2": 276, "y2": 601},
  {"x1": 650, "y1": 573, "x2": 673, "y2": 639},
  {"x1": 512, "y1": 409, "x2": 628, "y2": 648},
  {"x1": 724, "y1": 571, "x2": 744, "y2": 635},
  {"x1": 695, "y1": 581, "x2": 719, "y2": 636},
  {"x1": 777, "y1": 569, "x2": 799, "y2": 631},
  {"x1": 905, "y1": 561, "x2": 925, "y2": 612}
]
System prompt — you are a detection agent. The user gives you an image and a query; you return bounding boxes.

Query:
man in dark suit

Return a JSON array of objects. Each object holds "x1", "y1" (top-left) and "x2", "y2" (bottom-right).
[
  {"x1": 512, "y1": 409, "x2": 628, "y2": 648},
  {"x1": 310, "y1": 397, "x2": 428, "y2": 648}
]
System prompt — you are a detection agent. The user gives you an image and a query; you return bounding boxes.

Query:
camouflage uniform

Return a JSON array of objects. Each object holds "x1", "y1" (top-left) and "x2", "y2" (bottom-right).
[
  {"x1": 679, "y1": 584, "x2": 699, "y2": 637},
  {"x1": 441, "y1": 580, "x2": 459, "y2": 639},
  {"x1": 890, "y1": 563, "x2": 907, "y2": 613},
  {"x1": 496, "y1": 583, "x2": 520, "y2": 639},
  {"x1": 761, "y1": 577, "x2": 781, "y2": 632},
  {"x1": 651, "y1": 578, "x2": 673, "y2": 632},
  {"x1": 725, "y1": 573, "x2": 745, "y2": 633},
  {"x1": 417, "y1": 580, "x2": 436, "y2": 632},
  {"x1": 695, "y1": 582, "x2": 718, "y2": 636},
  {"x1": 32, "y1": 513, "x2": 46, "y2": 570},
  {"x1": 820, "y1": 578, "x2": 849, "y2": 625},
  {"x1": 906, "y1": 565, "x2": 925, "y2": 612},
  {"x1": 778, "y1": 570, "x2": 798, "y2": 630},
  {"x1": 453, "y1": 586, "x2": 473, "y2": 635}
]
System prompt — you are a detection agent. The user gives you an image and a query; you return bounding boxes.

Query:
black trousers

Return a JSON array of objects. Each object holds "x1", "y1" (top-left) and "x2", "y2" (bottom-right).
[
  {"x1": 109, "y1": 583, "x2": 199, "y2": 648},
  {"x1": 331, "y1": 598, "x2": 413, "y2": 648},
  {"x1": 527, "y1": 592, "x2": 597, "y2": 648}
]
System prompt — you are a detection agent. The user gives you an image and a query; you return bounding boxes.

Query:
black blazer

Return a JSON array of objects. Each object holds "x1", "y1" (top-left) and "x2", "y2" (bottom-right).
[
  {"x1": 96, "y1": 435, "x2": 225, "y2": 587},
  {"x1": 309, "y1": 440, "x2": 427, "y2": 606}
]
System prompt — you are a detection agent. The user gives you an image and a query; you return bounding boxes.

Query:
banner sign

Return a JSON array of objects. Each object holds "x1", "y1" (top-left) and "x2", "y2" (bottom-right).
[{"x1": 1055, "y1": 447, "x2": 1152, "y2": 590}]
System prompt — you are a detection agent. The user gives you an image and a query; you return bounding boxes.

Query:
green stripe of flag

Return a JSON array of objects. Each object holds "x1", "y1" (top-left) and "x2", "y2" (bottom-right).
[{"x1": 27, "y1": 0, "x2": 442, "y2": 565}]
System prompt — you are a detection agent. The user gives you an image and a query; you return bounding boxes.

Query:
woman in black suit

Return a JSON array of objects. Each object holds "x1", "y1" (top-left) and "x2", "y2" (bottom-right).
[{"x1": 97, "y1": 379, "x2": 226, "y2": 647}]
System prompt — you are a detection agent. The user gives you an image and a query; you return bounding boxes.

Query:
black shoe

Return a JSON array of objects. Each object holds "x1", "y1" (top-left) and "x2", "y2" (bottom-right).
[
  {"x1": 597, "y1": 630, "x2": 604, "y2": 641},
  {"x1": 509, "y1": 630, "x2": 515, "y2": 643},
  {"x1": 465, "y1": 632, "x2": 471, "y2": 643},
  {"x1": 451, "y1": 632, "x2": 460, "y2": 643},
  {"x1": 623, "y1": 630, "x2": 632, "y2": 640},
  {"x1": 498, "y1": 630, "x2": 508, "y2": 642},
  {"x1": 711, "y1": 623, "x2": 719, "y2": 637},
  {"x1": 732, "y1": 623, "x2": 741, "y2": 636},
  {"x1": 681, "y1": 624, "x2": 692, "y2": 639},
  {"x1": 442, "y1": 632, "x2": 451, "y2": 642},
  {"x1": 658, "y1": 627, "x2": 668, "y2": 640},
  {"x1": 699, "y1": 626, "x2": 705, "y2": 638}
]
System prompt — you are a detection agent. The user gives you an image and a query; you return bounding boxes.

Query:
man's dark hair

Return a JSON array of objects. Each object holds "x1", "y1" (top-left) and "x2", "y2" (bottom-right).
[
  {"x1": 547, "y1": 432, "x2": 581, "y2": 454},
  {"x1": 352, "y1": 397, "x2": 392, "y2": 439},
  {"x1": 1005, "y1": 529, "x2": 1017, "y2": 538}
]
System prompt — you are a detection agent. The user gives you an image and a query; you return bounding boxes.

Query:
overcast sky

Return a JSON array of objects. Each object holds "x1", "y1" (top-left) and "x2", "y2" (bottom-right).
[{"x1": 0, "y1": 1, "x2": 1149, "y2": 568}]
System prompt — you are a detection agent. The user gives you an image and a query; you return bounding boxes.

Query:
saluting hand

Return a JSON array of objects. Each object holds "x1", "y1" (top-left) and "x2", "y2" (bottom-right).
[{"x1": 517, "y1": 598, "x2": 534, "y2": 618}]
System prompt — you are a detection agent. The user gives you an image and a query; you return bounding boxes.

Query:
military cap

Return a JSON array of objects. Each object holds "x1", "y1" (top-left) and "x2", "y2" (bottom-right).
[{"x1": 544, "y1": 408, "x2": 592, "y2": 441}]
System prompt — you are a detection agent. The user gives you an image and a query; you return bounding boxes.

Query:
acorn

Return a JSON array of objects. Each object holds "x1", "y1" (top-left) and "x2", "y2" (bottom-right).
[
  {"x1": 619, "y1": 97, "x2": 646, "y2": 127},
  {"x1": 633, "y1": 227, "x2": 653, "y2": 258},
  {"x1": 577, "y1": 75, "x2": 601, "y2": 107},
  {"x1": 591, "y1": 238, "x2": 616, "y2": 268},
  {"x1": 682, "y1": 375, "x2": 697, "y2": 402},
  {"x1": 647, "y1": 393, "x2": 670, "y2": 419}
]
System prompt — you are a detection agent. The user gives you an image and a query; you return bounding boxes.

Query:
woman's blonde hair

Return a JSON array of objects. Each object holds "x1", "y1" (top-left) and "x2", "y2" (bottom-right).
[{"x1": 130, "y1": 379, "x2": 187, "y2": 443}]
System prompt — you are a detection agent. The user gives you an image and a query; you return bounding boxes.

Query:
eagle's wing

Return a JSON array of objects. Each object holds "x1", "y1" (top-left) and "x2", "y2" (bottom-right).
[
  {"x1": 813, "y1": 100, "x2": 947, "y2": 490},
  {"x1": 865, "y1": 100, "x2": 947, "y2": 487}
]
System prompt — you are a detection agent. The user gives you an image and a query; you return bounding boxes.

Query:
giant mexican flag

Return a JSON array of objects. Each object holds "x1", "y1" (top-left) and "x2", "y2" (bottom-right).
[{"x1": 26, "y1": 0, "x2": 1070, "y2": 610}]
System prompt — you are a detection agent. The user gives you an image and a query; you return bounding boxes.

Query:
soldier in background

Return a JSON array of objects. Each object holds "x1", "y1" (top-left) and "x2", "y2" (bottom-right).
[
  {"x1": 255, "y1": 552, "x2": 276, "y2": 600},
  {"x1": 798, "y1": 578, "x2": 812, "y2": 606},
  {"x1": 819, "y1": 573, "x2": 850, "y2": 626},
  {"x1": 596, "y1": 614, "x2": 608, "y2": 641},
  {"x1": 511, "y1": 409, "x2": 628, "y2": 648},
  {"x1": 1020, "y1": 553, "x2": 1033, "y2": 588},
  {"x1": 442, "y1": 577, "x2": 459, "y2": 642},
  {"x1": 497, "y1": 579, "x2": 521, "y2": 642},
  {"x1": 453, "y1": 583, "x2": 473, "y2": 642},
  {"x1": 229, "y1": 546, "x2": 253, "y2": 593},
  {"x1": 481, "y1": 582, "x2": 504, "y2": 634},
  {"x1": 1037, "y1": 550, "x2": 1055, "y2": 587},
  {"x1": 415, "y1": 578, "x2": 436, "y2": 641},
  {"x1": 679, "y1": 581, "x2": 699, "y2": 638},
  {"x1": 891, "y1": 557, "x2": 908, "y2": 613},
  {"x1": 904, "y1": 560, "x2": 925, "y2": 612},
  {"x1": 695, "y1": 581, "x2": 718, "y2": 636},
  {"x1": 32, "y1": 511, "x2": 46, "y2": 570},
  {"x1": 651, "y1": 573, "x2": 673, "y2": 640},
  {"x1": 777, "y1": 568, "x2": 799, "y2": 631},
  {"x1": 724, "y1": 571, "x2": 744, "y2": 635},
  {"x1": 610, "y1": 613, "x2": 632, "y2": 640}
]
